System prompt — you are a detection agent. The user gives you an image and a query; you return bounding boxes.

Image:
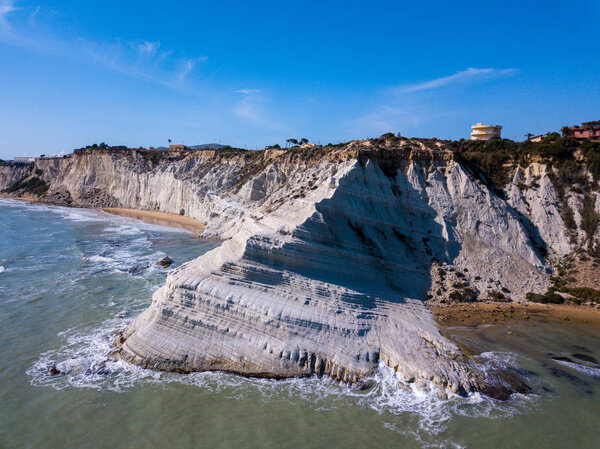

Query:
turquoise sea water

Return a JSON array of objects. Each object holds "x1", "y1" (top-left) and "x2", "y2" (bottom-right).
[{"x1": 1, "y1": 199, "x2": 599, "y2": 448}]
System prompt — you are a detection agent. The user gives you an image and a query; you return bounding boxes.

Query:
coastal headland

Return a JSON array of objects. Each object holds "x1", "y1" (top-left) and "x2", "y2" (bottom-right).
[{"x1": 2, "y1": 135, "x2": 599, "y2": 398}]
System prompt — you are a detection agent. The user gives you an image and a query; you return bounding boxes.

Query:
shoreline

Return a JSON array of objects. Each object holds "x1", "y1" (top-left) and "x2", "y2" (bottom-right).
[
  {"x1": 0, "y1": 194, "x2": 37, "y2": 202},
  {"x1": 430, "y1": 301, "x2": 600, "y2": 327},
  {"x1": 102, "y1": 208, "x2": 206, "y2": 235},
  {"x1": 0, "y1": 197, "x2": 207, "y2": 235}
]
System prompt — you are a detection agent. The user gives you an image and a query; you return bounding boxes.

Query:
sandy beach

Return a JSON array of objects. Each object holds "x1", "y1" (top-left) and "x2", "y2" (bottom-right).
[{"x1": 103, "y1": 208, "x2": 205, "y2": 235}]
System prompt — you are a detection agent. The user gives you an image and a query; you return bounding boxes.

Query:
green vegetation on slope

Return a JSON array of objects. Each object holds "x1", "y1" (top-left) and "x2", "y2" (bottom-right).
[
  {"x1": 450, "y1": 134, "x2": 600, "y2": 195},
  {"x1": 4, "y1": 176, "x2": 49, "y2": 195}
]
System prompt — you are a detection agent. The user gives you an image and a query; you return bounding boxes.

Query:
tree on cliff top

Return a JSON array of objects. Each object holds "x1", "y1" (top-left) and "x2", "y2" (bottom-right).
[{"x1": 561, "y1": 126, "x2": 573, "y2": 137}]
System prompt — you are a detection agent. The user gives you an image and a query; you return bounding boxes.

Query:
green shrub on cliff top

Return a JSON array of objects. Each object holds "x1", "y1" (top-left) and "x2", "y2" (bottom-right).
[{"x1": 452, "y1": 137, "x2": 600, "y2": 193}]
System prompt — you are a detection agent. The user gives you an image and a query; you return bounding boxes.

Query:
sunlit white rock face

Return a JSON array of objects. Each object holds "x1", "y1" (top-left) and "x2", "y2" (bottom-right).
[
  {"x1": 505, "y1": 163, "x2": 573, "y2": 256},
  {"x1": 107, "y1": 141, "x2": 547, "y2": 393},
  {"x1": 5, "y1": 139, "x2": 590, "y2": 392}
]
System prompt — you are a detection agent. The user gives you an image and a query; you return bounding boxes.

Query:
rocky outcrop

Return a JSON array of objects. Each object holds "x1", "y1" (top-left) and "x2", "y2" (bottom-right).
[
  {"x1": 505, "y1": 163, "x2": 573, "y2": 256},
  {"x1": 2, "y1": 138, "x2": 598, "y2": 393},
  {"x1": 0, "y1": 162, "x2": 34, "y2": 191}
]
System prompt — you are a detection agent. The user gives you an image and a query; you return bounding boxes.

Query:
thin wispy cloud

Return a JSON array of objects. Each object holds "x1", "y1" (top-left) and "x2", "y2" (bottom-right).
[
  {"x1": 0, "y1": 0, "x2": 16, "y2": 17},
  {"x1": 174, "y1": 56, "x2": 208, "y2": 85},
  {"x1": 0, "y1": 0, "x2": 17, "y2": 28},
  {"x1": 135, "y1": 40, "x2": 160, "y2": 58},
  {"x1": 348, "y1": 106, "x2": 425, "y2": 138},
  {"x1": 348, "y1": 67, "x2": 518, "y2": 137},
  {"x1": 28, "y1": 4, "x2": 39, "y2": 23},
  {"x1": 234, "y1": 89, "x2": 281, "y2": 129},
  {"x1": 0, "y1": 2, "x2": 207, "y2": 91},
  {"x1": 235, "y1": 88, "x2": 261, "y2": 95},
  {"x1": 0, "y1": 1, "x2": 43, "y2": 48},
  {"x1": 397, "y1": 67, "x2": 517, "y2": 93}
]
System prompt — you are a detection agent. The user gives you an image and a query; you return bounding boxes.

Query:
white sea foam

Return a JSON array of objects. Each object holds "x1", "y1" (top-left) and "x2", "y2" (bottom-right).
[
  {"x1": 27, "y1": 312, "x2": 537, "y2": 446},
  {"x1": 478, "y1": 351, "x2": 519, "y2": 368},
  {"x1": 555, "y1": 360, "x2": 600, "y2": 378},
  {"x1": 88, "y1": 255, "x2": 114, "y2": 264},
  {"x1": 0, "y1": 266, "x2": 4, "y2": 273},
  {"x1": 103, "y1": 225, "x2": 143, "y2": 236},
  {"x1": 11, "y1": 196, "x2": 536, "y2": 447},
  {"x1": 0, "y1": 198, "x2": 35, "y2": 209},
  {"x1": 84, "y1": 229, "x2": 165, "y2": 276}
]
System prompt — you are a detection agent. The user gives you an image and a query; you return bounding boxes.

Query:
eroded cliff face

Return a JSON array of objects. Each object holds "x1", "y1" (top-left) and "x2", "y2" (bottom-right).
[
  {"x1": 2, "y1": 138, "x2": 598, "y2": 393},
  {"x1": 0, "y1": 163, "x2": 34, "y2": 191}
]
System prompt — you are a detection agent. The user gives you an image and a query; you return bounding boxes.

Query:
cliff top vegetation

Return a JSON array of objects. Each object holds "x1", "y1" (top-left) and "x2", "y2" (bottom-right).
[
  {"x1": 449, "y1": 134, "x2": 600, "y2": 193},
  {"x1": 31, "y1": 134, "x2": 600, "y2": 193}
]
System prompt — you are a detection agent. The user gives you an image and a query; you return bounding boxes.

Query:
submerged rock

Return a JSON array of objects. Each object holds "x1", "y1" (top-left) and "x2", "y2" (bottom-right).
[
  {"x1": 128, "y1": 264, "x2": 149, "y2": 275},
  {"x1": 480, "y1": 368, "x2": 531, "y2": 401},
  {"x1": 551, "y1": 356, "x2": 574, "y2": 363},
  {"x1": 155, "y1": 256, "x2": 174, "y2": 268},
  {"x1": 545, "y1": 364, "x2": 593, "y2": 394},
  {"x1": 355, "y1": 379, "x2": 376, "y2": 392},
  {"x1": 572, "y1": 353, "x2": 598, "y2": 364}
]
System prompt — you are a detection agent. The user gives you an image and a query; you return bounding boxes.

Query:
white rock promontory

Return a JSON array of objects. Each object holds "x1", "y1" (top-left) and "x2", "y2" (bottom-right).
[{"x1": 5, "y1": 139, "x2": 577, "y2": 393}]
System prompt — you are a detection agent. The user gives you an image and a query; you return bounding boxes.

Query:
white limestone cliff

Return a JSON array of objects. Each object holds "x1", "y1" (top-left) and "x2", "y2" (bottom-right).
[{"x1": 3, "y1": 138, "x2": 597, "y2": 393}]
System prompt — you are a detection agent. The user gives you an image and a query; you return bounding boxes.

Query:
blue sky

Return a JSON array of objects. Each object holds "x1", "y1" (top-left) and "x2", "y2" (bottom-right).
[{"x1": 0, "y1": 0, "x2": 599, "y2": 158}]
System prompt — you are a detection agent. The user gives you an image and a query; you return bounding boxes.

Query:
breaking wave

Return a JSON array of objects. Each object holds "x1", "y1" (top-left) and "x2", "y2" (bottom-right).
[
  {"x1": 27, "y1": 312, "x2": 539, "y2": 448},
  {"x1": 555, "y1": 359, "x2": 600, "y2": 379}
]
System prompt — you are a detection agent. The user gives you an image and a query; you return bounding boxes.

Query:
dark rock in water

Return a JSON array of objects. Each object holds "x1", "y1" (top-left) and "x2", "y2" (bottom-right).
[
  {"x1": 572, "y1": 353, "x2": 598, "y2": 364},
  {"x1": 355, "y1": 379, "x2": 376, "y2": 392},
  {"x1": 551, "y1": 356, "x2": 574, "y2": 363},
  {"x1": 481, "y1": 368, "x2": 531, "y2": 401},
  {"x1": 96, "y1": 362, "x2": 111, "y2": 375},
  {"x1": 547, "y1": 366, "x2": 582, "y2": 382},
  {"x1": 545, "y1": 364, "x2": 593, "y2": 395},
  {"x1": 571, "y1": 345, "x2": 593, "y2": 354},
  {"x1": 155, "y1": 256, "x2": 174, "y2": 268},
  {"x1": 49, "y1": 365, "x2": 61, "y2": 376},
  {"x1": 128, "y1": 263, "x2": 149, "y2": 275},
  {"x1": 513, "y1": 367, "x2": 538, "y2": 378}
]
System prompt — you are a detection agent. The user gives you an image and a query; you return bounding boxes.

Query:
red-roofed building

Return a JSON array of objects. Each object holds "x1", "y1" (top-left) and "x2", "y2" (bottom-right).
[{"x1": 562, "y1": 122, "x2": 600, "y2": 140}]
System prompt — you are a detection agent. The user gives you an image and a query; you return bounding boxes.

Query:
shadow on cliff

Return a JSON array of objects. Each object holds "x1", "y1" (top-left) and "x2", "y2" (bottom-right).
[
  {"x1": 244, "y1": 160, "x2": 461, "y2": 304},
  {"x1": 459, "y1": 164, "x2": 549, "y2": 264}
]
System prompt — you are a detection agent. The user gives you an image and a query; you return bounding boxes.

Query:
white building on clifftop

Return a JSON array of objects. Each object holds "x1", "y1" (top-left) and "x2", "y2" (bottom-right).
[
  {"x1": 470, "y1": 123, "x2": 502, "y2": 140},
  {"x1": 13, "y1": 157, "x2": 37, "y2": 163}
]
